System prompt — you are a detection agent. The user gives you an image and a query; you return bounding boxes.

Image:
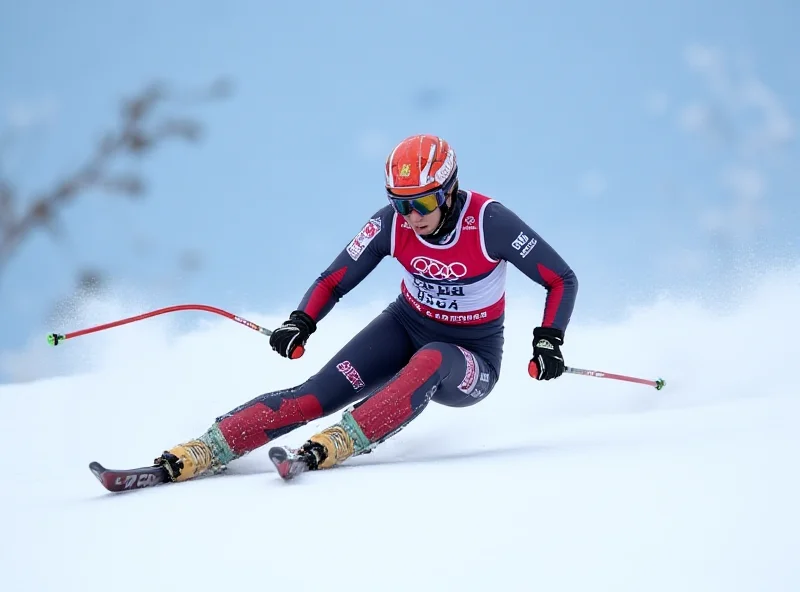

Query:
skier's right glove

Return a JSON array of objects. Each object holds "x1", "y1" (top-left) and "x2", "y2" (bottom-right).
[{"x1": 269, "y1": 310, "x2": 316, "y2": 359}]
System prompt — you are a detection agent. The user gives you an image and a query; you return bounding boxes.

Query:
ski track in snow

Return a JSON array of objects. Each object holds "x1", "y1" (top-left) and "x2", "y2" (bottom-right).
[{"x1": 1, "y1": 264, "x2": 799, "y2": 591}]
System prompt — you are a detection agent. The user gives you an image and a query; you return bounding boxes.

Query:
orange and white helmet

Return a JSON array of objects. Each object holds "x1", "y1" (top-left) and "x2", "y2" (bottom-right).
[
  {"x1": 385, "y1": 134, "x2": 458, "y2": 215},
  {"x1": 385, "y1": 134, "x2": 457, "y2": 196}
]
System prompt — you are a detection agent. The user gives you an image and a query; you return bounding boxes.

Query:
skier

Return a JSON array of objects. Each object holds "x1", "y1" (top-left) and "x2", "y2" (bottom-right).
[{"x1": 154, "y1": 134, "x2": 579, "y2": 481}]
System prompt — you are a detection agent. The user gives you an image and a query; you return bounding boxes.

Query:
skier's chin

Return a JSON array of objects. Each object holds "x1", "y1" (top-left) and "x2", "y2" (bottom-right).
[{"x1": 413, "y1": 225, "x2": 431, "y2": 235}]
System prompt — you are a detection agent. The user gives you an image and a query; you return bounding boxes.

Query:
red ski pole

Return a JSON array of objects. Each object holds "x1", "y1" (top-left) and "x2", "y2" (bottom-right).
[
  {"x1": 564, "y1": 366, "x2": 666, "y2": 390},
  {"x1": 529, "y1": 360, "x2": 665, "y2": 390},
  {"x1": 47, "y1": 303, "x2": 305, "y2": 359}
]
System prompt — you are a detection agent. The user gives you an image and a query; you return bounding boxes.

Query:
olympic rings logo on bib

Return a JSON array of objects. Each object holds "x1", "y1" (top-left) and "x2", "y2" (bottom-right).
[{"x1": 410, "y1": 256, "x2": 468, "y2": 280}]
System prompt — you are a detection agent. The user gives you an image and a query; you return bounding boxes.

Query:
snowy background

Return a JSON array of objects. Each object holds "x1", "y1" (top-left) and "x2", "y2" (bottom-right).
[
  {"x1": 2, "y1": 1, "x2": 799, "y2": 590},
  {"x1": 1, "y1": 264, "x2": 799, "y2": 591}
]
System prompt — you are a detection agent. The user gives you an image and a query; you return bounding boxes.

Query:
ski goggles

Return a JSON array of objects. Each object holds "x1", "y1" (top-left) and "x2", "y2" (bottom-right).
[
  {"x1": 386, "y1": 172, "x2": 457, "y2": 216},
  {"x1": 387, "y1": 189, "x2": 447, "y2": 216}
]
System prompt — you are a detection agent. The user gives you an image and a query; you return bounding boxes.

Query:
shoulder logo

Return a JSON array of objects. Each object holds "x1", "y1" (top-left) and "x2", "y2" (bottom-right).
[
  {"x1": 511, "y1": 230, "x2": 537, "y2": 258},
  {"x1": 346, "y1": 217, "x2": 382, "y2": 261}
]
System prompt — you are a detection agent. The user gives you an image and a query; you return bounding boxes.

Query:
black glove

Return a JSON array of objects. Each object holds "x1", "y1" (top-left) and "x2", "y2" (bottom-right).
[
  {"x1": 269, "y1": 310, "x2": 316, "y2": 359},
  {"x1": 528, "y1": 326, "x2": 565, "y2": 380}
]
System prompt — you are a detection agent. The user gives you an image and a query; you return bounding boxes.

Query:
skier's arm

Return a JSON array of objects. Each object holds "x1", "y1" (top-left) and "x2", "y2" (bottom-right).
[
  {"x1": 295, "y1": 207, "x2": 394, "y2": 323},
  {"x1": 483, "y1": 202, "x2": 578, "y2": 333}
]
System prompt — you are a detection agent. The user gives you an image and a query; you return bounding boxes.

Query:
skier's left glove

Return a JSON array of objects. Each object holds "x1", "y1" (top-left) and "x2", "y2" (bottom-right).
[{"x1": 528, "y1": 326, "x2": 565, "y2": 381}]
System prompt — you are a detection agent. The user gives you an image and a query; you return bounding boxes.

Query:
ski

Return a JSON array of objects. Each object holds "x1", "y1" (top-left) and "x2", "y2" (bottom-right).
[
  {"x1": 89, "y1": 461, "x2": 170, "y2": 493},
  {"x1": 268, "y1": 446, "x2": 313, "y2": 481}
]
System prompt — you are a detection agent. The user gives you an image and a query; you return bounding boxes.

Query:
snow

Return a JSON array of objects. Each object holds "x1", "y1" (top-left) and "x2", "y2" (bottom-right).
[{"x1": 2, "y1": 264, "x2": 799, "y2": 592}]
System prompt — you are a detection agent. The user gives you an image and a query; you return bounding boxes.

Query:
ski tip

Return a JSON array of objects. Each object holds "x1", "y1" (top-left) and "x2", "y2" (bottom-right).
[
  {"x1": 89, "y1": 461, "x2": 106, "y2": 483},
  {"x1": 88, "y1": 461, "x2": 170, "y2": 493},
  {"x1": 268, "y1": 446, "x2": 290, "y2": 479},
  {"x1": 268, "y1": 446, "x2": 288, "y2": 464},
  {"x1": 268, "y1": 446, "x2": 308, "y2": 481}
]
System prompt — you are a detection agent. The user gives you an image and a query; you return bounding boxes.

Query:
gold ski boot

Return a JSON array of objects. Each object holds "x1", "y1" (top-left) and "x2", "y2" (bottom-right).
[
  {"x1": 303, "y1": 425, "x2": 356, "y2": 470},
  {"x1": 155, "y1": 439, "x2": 217, "y2": 482}
]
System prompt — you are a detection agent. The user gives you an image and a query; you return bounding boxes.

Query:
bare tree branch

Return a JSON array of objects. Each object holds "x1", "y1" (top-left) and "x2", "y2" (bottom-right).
[{"x1": 0, "y1": 77, "x2": 231, "y2": 278}]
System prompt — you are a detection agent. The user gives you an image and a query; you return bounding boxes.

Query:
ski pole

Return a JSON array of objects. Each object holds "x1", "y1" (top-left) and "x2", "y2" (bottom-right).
[
  {"x1": 564, "y1": 366, "x2": 666, "y2": 390},
  {"x1": 46, "y1": 303, "x2": 305, "y2": 358}
]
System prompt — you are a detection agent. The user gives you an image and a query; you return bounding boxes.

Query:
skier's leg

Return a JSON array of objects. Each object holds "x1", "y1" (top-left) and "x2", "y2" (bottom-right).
[
  {"x1": 155, "y1": 311, "x2": 415, "y2": 481},
  {"x1": 428, "y1": 344, "x2": 499, "y2": 408},
  {"x1": 295, "y1": 342, "x2": 498, "y2": 470}
]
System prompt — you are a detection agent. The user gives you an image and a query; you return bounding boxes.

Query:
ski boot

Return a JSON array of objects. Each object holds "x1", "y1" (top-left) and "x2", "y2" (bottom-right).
[
  {"x1": 269, "y1": 425, "x2": 356, "y2": 481},
  {"x1": 155, "y1": 439, "x2": 220, "y2": 482}
]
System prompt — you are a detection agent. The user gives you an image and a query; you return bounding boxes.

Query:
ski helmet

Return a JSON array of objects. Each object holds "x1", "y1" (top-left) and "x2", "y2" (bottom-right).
[{"x1": 385, "y1": 134, "x2": 458, "y2": 216}]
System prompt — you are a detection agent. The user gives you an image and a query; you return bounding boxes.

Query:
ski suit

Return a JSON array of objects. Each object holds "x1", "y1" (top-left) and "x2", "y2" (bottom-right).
[{"x1": 211, "y1": 190, "x2": 578, "y2": 459}]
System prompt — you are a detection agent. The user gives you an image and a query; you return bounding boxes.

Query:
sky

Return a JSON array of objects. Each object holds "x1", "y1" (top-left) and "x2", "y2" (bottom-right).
[
  {"x1": 1, "y1": 0, "x2": 799, "y2": 383},
  {"x1": 1, "y1": 263, "x2": 799, "y2": 591}
]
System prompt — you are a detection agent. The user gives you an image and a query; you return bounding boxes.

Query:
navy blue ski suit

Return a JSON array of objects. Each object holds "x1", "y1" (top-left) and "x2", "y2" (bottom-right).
[{"x1": 213, "y1": 190, "x2": 578, "y2": 456}]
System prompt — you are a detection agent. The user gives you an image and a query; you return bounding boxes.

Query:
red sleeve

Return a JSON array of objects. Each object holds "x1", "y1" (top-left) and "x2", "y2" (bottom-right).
[
  {"x1": 296, "y1": 207, "x2": 394, "y2": 322},
  {"x1": 483, "y1": 202, "x2": 578, "y2": 332}
]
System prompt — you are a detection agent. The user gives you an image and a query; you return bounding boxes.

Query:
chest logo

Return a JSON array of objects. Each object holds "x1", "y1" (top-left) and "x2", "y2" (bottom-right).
[{"x1": 410, "y1": 256, "x2": 467, "y2": 280}]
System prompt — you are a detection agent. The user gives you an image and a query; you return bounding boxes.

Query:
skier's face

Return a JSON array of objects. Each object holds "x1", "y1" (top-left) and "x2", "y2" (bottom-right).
[{"x1": 403, "y1": 194, "x2": 451, "y2": 236}]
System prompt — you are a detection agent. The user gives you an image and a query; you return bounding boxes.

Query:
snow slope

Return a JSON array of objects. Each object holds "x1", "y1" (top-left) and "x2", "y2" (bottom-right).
[{"x1": 2, "y1": 264, "x2": 799, "y2": 592}]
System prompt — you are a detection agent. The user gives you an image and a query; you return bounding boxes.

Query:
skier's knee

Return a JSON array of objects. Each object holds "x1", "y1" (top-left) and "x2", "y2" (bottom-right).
[
  {"x1": 338, "y1": 346, "x2": 444, "y2": 452},
  {"x1": 413, "y1": 342, "x2": 450, "y2": 373},
  {"x1": 417, "y1": 341, "x2": 448, "y2": 355}
]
